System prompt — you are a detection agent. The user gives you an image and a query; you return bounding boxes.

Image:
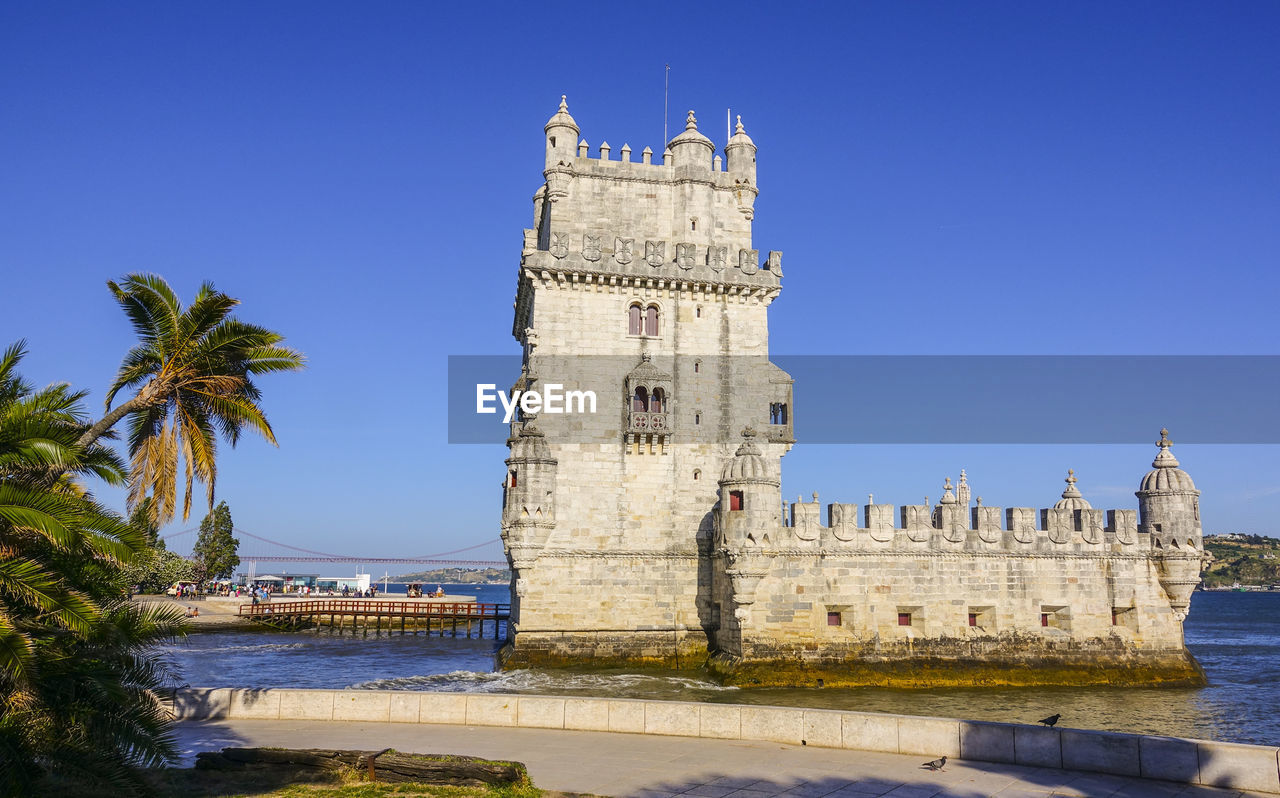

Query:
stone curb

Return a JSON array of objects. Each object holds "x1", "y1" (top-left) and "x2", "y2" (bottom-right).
[{"x1": 170, "y1": 688, "x2": 1280, "y2": 794}]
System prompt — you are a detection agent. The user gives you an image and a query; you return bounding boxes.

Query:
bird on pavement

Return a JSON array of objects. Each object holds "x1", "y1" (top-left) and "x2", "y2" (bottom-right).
[
  {"x1": 1038, "y1": 713, "x2": 1062, "y2": 727},
  {"x1": 922, "y1": 756, "x2": 947, "y2": 771}
]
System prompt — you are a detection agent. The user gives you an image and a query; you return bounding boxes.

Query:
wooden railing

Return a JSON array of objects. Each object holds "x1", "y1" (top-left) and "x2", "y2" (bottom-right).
[{"x1": 237, "y1": 600, "x2": 509, "y2": 619}]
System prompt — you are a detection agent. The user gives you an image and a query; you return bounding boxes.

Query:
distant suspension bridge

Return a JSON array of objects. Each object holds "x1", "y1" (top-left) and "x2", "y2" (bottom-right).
[{"x1": 161, "y1": 527, "x2": 507, "y2": 568}]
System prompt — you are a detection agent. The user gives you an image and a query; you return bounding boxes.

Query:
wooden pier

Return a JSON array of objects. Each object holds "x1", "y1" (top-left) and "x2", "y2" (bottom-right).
[{"x1": 237, "y1": 599, "x2": 509, "y2": 639}]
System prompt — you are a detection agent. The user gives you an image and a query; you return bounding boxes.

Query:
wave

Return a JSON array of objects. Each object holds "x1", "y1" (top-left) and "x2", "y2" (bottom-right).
[
  {"x1": 348, "y1": 669, "x2": 738, "y2": 696},
  {"x1": 176, "y1": 641, "x2": 311, "y2": 655}
]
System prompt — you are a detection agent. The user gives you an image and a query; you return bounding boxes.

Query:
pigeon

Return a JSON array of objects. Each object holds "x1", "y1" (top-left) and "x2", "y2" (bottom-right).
[
  {"x1": 1038, "y1": 713, "x2": 1061, "y2": 727},
  {"x1": 921, "y1": 756, "x2": 947, "y2": 771}
]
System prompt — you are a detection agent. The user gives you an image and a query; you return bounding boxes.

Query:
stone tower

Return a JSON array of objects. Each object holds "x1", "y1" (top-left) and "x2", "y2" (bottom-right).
[
  {"x1": 500, "y1": 97, "x2": 793, "y2": 667},
  {"x1": 1136, "y1": 429, "x2": 1205, "y2": 620}
]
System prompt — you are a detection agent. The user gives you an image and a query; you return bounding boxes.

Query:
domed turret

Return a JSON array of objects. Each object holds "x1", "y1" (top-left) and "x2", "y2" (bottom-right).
[
  {"x1": 1140, "y1": 429, "x2": 1197, "y2": 492},
  {"x1": 1054, "y1": 469, "x2": 1092, "y2": 511},
  {"x1": 718, "y1": 428, "x2": 782, "y2": 549},
  {"x1": 503, "y1": 415, "x2": 558, "y2": 530},
  {"x1": 667, "y1": 110, "x2": 714, "y2": 169},
  {"x1": 720, "y1": 428, "x2": 775, "y2": 483},
  {"x1": 544, "y1": 95, "x2": 579, "y2": 170},
  {"x1": 725, "y1": 114, "x2": 756, "y2": 180},
  {"x1": 1136, "y1": 429, "x2": 1204, "y2": 621}
]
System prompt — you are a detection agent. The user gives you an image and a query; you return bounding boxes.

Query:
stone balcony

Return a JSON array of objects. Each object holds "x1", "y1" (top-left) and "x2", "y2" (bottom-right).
[{"x1": 628, "y1": 412, "x2": 671, "y2": 433}]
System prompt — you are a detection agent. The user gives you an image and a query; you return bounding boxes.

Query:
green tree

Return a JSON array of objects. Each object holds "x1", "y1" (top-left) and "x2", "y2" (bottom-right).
[
  {"x1": 129, "y1": 496, "x2": 163, "y2": 550},
  {"x1": 193, "y1": 500, "x2": 239, "y2": 581},
  {"x1": 120, "y1": 547, "x2": 198, "y2": 594},
  {"x1": 76, "y1": 274, "x2": 305, "y2": 525},
  {"x1": 0, "y1": 341, "x2": 187, "y2": 795}
]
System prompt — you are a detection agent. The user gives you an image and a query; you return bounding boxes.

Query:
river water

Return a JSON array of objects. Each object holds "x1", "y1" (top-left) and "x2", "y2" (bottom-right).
[{"x1": 164, "y1": 588, "x2": 1280, "y2": 746}]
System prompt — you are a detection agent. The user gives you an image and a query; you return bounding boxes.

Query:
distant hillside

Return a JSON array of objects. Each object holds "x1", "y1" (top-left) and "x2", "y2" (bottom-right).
[
  {"x1": 394, "y1": 566, "x2": 510, "y2": 584},
  {"x1": 1203, "y1": 534, "x2": 1280, "y2": 588}
]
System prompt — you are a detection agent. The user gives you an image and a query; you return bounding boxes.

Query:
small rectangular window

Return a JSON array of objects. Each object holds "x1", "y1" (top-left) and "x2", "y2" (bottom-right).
[
  {"x1": 827, "y1": 611, "x2": 841, "y2": 626},
  {"x1": 1041, "y1": 613, "x2": 1050, "y2": 627},
  {"x1": 898, "y1": 612, "x2": 912, "y2": 626},
  {"x1": 729, "y1": 490, "x2": 743, "y2": 511},
  {"x1": 509, "y1": 471, "x2": 517, "y2": 488},
  {"x1": 968, "y1": 613, "x2": 978, "y2": 627}
]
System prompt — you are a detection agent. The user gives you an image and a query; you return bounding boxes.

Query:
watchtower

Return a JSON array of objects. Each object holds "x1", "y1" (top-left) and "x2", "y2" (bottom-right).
[{"x1": 500, "y1": 97, "x2": 793, "y2": 666}]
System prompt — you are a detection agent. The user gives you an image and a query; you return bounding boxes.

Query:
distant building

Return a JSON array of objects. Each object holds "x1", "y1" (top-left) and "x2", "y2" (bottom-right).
[{"x1": 499, "y1": 98, "x2": 1207, "y2": 687}]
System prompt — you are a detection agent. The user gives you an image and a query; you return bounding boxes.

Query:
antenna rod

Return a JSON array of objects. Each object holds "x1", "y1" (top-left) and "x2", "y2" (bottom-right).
[
  {"x1": 663, "y1": 64, "x2": 670, "y2": 147},
  {"x1": 727, "y1": 108, "x2": 730, "y2": 145}
]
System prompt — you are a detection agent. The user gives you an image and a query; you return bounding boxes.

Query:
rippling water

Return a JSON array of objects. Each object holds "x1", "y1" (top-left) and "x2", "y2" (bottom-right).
[{"x1": 164, "y1": 588, "x2": 1280, "y2": 746}]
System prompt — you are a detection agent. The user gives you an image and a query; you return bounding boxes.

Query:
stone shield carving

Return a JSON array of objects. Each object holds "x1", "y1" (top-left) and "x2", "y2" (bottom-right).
[
  {"x1": 615, "y1": 237, "x2": 634, "y2": 265},
  {"x1": 582, "y1": 235, "x2": 601, "y2": 262},
  {"x1": 830, "y1": 504, "x2": 857, "y2": 542},
  {"x1": 708, "y1": 245, "x2": 727, "y2": 271},
  {"x1": 676, "y1": 243, "x2": 696, "y2": 270},
  {"x1": 645, "y1": 241, "x2": 665, "y2": 267},
  {"x1": 739, "y1": 248, "x2": 759, "y2": 274},
  {"x1": 550, "y1": 233, "x2": 569, "y2": 259}
]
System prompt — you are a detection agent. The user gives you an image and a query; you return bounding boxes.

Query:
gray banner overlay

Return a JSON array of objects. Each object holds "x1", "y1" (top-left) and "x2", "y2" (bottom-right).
[{"x1": 448, "y1": 355, "x2": 1280, "y2": 444}]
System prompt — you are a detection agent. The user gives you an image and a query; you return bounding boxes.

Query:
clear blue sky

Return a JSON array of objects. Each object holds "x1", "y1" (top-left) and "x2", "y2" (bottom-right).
[{"x1": 2, "y1": 2, "x2": 1277, "y2": 565}]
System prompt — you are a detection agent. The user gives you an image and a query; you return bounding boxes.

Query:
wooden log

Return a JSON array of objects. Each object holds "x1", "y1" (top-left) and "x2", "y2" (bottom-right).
[{"x1": 193, "y1": 747, "x2": 528, "y2": 786}]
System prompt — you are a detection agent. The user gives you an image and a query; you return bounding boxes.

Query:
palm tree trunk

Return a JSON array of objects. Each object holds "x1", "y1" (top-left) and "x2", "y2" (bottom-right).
[{"x1": 76, "y1": 396, "x2": 144, "y2": 451}]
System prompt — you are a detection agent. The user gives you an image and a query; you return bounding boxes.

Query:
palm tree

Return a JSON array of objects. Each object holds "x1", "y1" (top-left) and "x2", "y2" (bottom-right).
[
  {"x1": 76, "y1": 274, "x2": 305, "y2": 525},
  {"x1": 0, "y1": 341, "x2": 187, "y2": 795}
]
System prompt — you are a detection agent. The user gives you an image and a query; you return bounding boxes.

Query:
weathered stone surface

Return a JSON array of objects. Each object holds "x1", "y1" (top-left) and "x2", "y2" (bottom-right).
[
  {"x1": 1139, "y1": 736, "x2": 1199, "y2": 783},
  {"x1": 172, "y1": 687, "x2": 229, "y2": 720},
  {"x1": 419, "y1": 692, "x2": 467, "y2": 725},
  {"x1": 517, "y1": 696, "x2": 565, "y2": 729},
  {"x1": 279, "y1": 689, "x2": 335, "y2": 721},
  {"x1": 228, "y1": 688, "x2": 280, "y2": 719},
  {"x1": 841, "y1": 712, "x2": 899, "y2": 754},
  {"x1": 607, "y1": 699, "x2": 645, "y2": 733},
  {"x1": 563, "y1": 698, "x2": 610, "y2": 731},
  {"x1": 1062, "y1": 729, "x2": 1141, "y2": 776},
  {"x1": 388, "y1": 692, "x2": 420, "y2": 724},
  {"x1": 699, "y1": 704, "x2": 741, "y2": 739},
  {"x1": 897, "y1": 717, "x2": 960, "y2": 758},
  {"x1": 1014, "y1": 725, "x2": 1061, "y2": 769},
  {"x1": 644, "y1": 701, "x2": 700, "y2": 737},
  {"x1": 333, "y1": 691, "x2": 390, "y2": 722},
  {"x1": 1196, "y1": 740, "x2": 1280, "y2": 793},
  {"x1": 960, "y1": 721, "x2": 1017, "y2": 764},
  {"x1": 465, "y1": 695, "x2": 517, "y2": 727},
  {"x1": 741, "y1": 706, "x2": 804, "y2": 745},
  {"x1": 802, "y1": 710, "x2": 843, "y2": 748}
]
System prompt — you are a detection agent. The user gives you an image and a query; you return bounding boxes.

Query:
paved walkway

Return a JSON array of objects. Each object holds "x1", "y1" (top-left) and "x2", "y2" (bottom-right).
[{"x1": 174, "y1": 719, "x2": 1269, "y2": 798}]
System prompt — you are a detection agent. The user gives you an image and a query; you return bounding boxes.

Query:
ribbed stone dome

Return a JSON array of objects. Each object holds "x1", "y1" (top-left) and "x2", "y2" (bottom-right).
[
  {"x1": 1140, "y1": 429, "x2": 1197, "y2": 493},
  {"x1": 726, "y1": 115, "x2": 755, "y2": 148},
  {"x1": 668, "y1": 110, "x2": 714, "y2": 149},
  {"x1": 1054, "y1": 469, "x2": 1092, "y2": 510},
  {"x1": 507, "y1": 417, "x2": 555, "y2": 463},
  {"x1": 720, "y1": 428, "x2": 775, "y2": 483},
  {"x1": 544, "y1": 95, "x2": 579, "y2": 134}
]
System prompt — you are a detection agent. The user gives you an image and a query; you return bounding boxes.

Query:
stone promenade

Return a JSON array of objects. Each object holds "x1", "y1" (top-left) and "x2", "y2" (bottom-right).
[{"x1": 174, "y1": 719, "x2": 1269, "y2": 798}]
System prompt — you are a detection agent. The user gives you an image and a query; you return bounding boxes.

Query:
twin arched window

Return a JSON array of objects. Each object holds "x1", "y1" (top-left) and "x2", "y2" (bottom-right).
[
  {"x1": 632, "y1": 386, "x2": 665, "y2": 412},
  {"x1": 628, "y1": 303, "x2": 660, "y2": 336}
]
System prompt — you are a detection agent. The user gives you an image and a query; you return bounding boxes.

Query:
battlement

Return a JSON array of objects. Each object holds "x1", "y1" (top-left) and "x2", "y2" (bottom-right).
[
  {"x1": 535, "y1": 98, "x2": 761, "y2": 267},
  {"x1": 785, "y1": 496, "x2": 1149, "y2": 554}
]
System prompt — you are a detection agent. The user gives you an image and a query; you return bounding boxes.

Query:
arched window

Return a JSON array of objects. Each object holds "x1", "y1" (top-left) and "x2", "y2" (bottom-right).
[
  {"x1": 644, "y1": 305, "x2": 659, "y2": 336},
  {"x1": 693, "y1": 469, "x2": 701, "y2": 481},
  {"x1": 632, "y1": 387, "x2": 649, "y2": 412},
  {"x1": 651, "y1": 388, "x2": 664, "y2": 413},
  {"x1": 628, "y1": 304, "x2": 643, "y2": 335}
]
